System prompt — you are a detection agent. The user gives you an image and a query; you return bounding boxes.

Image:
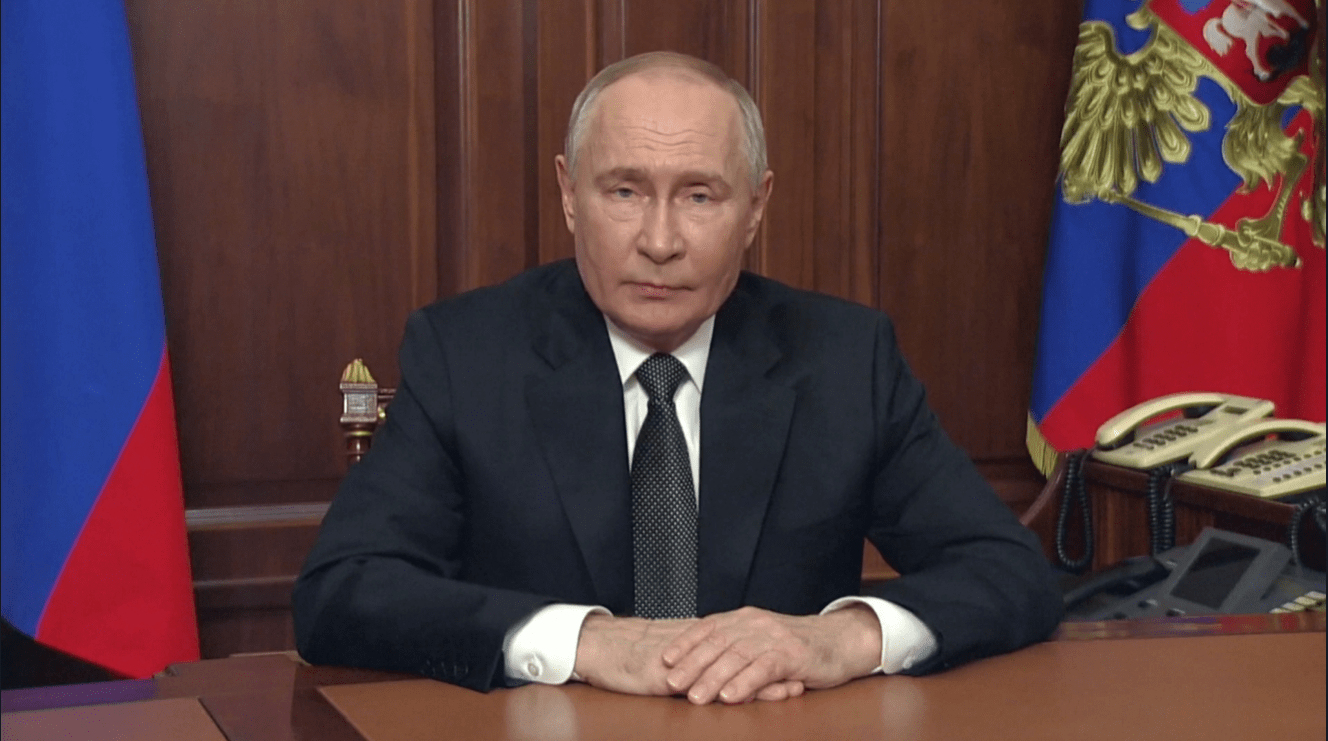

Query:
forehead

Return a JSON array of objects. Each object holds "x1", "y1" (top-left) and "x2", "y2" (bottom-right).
[{"x1": 585, "y1": 70, "x2": 743, "y2": 170}]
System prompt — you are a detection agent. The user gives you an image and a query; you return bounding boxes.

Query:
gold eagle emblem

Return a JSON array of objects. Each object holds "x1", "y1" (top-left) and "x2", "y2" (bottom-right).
[{"x1": 1058, "y1": 2, "x2": 1324, "y2": 271}]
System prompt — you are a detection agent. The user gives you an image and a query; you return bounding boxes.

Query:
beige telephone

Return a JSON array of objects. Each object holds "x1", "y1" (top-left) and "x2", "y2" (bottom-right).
[
  {"x1": 1092, "y1": 392, "x2": 1276, "y2": 469},
  {"x1": 1177, "y1": 419, "x2": 1326, "y2": 499}
]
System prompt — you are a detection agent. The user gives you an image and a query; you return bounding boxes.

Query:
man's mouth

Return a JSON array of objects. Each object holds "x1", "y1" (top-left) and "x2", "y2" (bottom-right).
[{"x1": 632, "y1": 283, "x2": 683, "y2": 298}]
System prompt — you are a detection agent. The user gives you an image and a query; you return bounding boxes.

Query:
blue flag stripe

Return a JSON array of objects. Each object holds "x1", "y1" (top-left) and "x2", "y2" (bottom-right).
[{"x1": 1, "y1": 1, "x2": 168, "y2": 634}]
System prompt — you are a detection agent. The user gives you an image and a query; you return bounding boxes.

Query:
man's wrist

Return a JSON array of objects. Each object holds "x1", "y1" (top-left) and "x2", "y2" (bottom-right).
[
  {"x1": 823, "y1": 596, "x2": 937, "y2": 674},
  {"x1": 818, "y1": 603, "x2": 883, "y2": 679},
  {"x1": 572, "y1": 611, "x2": 615, "y2": 683}
]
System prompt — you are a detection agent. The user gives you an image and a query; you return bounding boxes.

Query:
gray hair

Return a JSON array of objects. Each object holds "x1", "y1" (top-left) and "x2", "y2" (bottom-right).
[{"x1": 563, "y1": 51, "x2": 768, "y2": 189}]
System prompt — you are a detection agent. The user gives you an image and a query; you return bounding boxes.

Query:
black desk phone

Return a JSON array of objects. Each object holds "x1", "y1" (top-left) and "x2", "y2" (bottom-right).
[{"x1": 1063, "y1": 527, "x2": 1326, "y2": 621}]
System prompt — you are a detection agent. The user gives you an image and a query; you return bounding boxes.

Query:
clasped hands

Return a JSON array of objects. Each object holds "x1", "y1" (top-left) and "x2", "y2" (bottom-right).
[{"x1": 572, "y1": 604, "x2": 882, "y2": 704}]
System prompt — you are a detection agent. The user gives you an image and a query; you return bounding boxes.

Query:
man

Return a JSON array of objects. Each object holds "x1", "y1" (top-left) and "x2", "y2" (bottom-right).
[{"x1": 294, "y1": 51, "x2": 1060, "y2": 705}]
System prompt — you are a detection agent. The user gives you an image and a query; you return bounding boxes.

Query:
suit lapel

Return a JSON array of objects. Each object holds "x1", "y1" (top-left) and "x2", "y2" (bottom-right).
[
  {"x1": 525, "y1": 268, "x2": 634, "y2": 613},
  {"x1": 696, "y1": 281, "x2": 796, "y2": 616}
]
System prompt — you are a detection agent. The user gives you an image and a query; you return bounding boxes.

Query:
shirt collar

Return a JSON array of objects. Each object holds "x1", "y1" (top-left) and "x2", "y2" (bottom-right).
[{"x1": 605, "y1": 316, "x2": 714, "y2": 393}]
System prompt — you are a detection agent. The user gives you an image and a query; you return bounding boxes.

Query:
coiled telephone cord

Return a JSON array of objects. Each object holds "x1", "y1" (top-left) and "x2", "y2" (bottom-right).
[
  {"x1": 1287, "y1": 492, "x2": 1326, "y2": 569},
  {"x1": 1055, "y1": 450, "x2": 1094, "y2": 573},
  {"x1": 1146, "y1": 466, "x2": 1177, "y2": 556}
]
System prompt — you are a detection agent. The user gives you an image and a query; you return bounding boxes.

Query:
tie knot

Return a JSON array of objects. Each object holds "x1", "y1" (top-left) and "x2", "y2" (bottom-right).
[{"x1": 635, "y1": 353, "x2": 687, "y2": 402}]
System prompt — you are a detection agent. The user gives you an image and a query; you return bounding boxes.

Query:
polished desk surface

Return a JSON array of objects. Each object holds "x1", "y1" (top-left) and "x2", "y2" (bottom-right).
[{"x1": 4, "y1": 613, "x2": 1324, "y2": 741}]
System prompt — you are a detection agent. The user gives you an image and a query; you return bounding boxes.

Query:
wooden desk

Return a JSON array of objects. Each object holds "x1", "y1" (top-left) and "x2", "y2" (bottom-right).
[{"x1": 4, "y1": 614, "x2": 1324, "y2": 741}]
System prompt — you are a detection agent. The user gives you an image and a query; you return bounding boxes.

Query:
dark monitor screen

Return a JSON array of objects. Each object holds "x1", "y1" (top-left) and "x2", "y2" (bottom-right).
[{"x1": 1169, "y1": 538, "x2": 1260, "y2": 609}]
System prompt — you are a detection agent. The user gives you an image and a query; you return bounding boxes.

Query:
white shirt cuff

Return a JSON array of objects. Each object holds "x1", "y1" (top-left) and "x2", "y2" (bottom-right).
[
  {"x1": 502, "y1": 603, "x2": 609, "y2": 684},
  {"x1": 821, "y1": 596, "x2": 938, "y2": 674}
]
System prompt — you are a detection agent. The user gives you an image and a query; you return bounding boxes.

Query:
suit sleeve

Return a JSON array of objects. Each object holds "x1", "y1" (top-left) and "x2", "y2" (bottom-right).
[
  {"x1": 860, "y1": 315, "x2": 1062, "y2": 673},
  {"x1": 292, "y1": 309, "x2": 553, "y2": 691}
]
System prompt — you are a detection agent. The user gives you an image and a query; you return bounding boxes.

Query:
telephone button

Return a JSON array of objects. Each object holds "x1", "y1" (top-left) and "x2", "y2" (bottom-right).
[
  {"x1": 1306, "y1": 591, "x2": 1326, "y2": 601},
  {"x1": 1164, "y1": 608, "x2": 1185, "y2": 617},
  {"x1": 1138, "y1": 599, "x2": 1158, "y2": 609},
  {"x1": 1294, "y1": 595, "x2": 1318, "y2": 607}
]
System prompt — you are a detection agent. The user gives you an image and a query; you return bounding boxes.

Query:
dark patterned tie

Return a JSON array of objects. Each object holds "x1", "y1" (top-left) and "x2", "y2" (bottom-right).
[{"x1": 631, "y1": 353, "x2": 698, "y2": 619}]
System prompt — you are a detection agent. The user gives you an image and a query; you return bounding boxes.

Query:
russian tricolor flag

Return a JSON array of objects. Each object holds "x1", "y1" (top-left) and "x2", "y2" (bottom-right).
[
  {"x1": 1030, "y1": 0, "x2": 1325, "y2": 471},
  {"x1": 2, "y1": 1, "x2": 199, "y2": 677}
]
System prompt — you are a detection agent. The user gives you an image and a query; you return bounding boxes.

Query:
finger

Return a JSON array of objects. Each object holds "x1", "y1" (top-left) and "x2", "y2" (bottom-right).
[
  {"x1": 688, "y1": 649, "x2": 781, "y2": 705},
  {"x1": 714, "y1": 654, "x2": 786, "y2": 705},
  {"x1": 660, "y1": 619, "x2": 718, "y2": 667},
  {"x1": 754, "y1": 680, "x2": 804, "y2": 702},
  {"x1": 684, "y1": 649, "x2": 761, "y2": 704},
  {"x1": 665, "y1": 630, "x2": 731, "y2": 694}
]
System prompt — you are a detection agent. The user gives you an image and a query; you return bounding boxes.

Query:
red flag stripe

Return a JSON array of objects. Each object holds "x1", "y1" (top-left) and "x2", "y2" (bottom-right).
[{"x1": 37, "y1": 352, "x2": 199, "y2": 678}]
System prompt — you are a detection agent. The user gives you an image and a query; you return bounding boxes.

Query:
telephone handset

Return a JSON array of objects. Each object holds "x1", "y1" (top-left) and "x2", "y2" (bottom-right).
[
  {"x1": 1092, "y1": 392, "x2": 1276, "y2": 469},
  {"x1": 1177, "y1": 419, "x2": 1326, "y2": 499}
]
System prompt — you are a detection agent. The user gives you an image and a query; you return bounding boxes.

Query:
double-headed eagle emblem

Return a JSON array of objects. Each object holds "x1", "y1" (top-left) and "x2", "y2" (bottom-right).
[{"x1": 1059, "y1": 0, "x2": 1324, "y2": 271}]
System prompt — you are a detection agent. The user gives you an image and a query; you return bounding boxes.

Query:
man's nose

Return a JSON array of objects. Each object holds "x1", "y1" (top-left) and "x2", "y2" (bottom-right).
[{"x1": 637, "y1": 200, "x2": 684, "y2": 263}]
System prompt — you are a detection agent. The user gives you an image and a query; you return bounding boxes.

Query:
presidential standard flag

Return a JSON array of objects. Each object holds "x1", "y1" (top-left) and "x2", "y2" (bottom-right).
[
  {"x1": 2, "y1": 1, "x2": 199, "y2": 676},
  {"x1": 1029, "y1": 0, "x2": 1325, "y2": 474}
]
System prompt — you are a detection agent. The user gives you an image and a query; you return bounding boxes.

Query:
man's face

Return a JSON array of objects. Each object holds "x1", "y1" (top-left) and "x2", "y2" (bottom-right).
[{"x1": 556, "y1": 71, "x2": 773, "y2": 352}]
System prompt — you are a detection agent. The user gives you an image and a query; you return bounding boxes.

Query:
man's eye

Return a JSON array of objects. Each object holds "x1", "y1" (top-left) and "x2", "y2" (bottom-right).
[
  {"x1": 688, "y1": 192, "x2": 710, "y2": 204},
  {"x1": 613, "y1": 188, "x2": 635, "y2": 199}
]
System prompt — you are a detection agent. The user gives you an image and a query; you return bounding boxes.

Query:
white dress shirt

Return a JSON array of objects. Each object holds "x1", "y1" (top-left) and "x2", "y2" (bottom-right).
[{"x1": 502, "y1": 316, "x2": 937, "y2": 684}]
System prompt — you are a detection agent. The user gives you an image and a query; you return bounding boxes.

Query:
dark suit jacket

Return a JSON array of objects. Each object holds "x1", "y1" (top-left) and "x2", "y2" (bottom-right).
[{"x1": 293, "y1": 260, "x2": 1061, "y2": 691}]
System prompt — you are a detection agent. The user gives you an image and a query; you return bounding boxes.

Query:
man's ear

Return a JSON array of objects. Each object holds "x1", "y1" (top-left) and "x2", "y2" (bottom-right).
[
  {"x1": 744, "y1": 170, "x2": 774, "y2": 245},
  {"x1": 555, "y1": 154, "x2": 577, "y2": 233}
]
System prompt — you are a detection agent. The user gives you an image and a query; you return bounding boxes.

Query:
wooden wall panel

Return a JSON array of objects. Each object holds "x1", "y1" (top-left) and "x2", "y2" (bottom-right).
[
  {"x1": 877, "y1": 1, "x2": 1080, "y2": 465},
  {"x1": 753, "y1": 0, "x2": 880, "y2": 306},
  {"x1": 534, "y1": 1, "x2": 592, "y2": 266},
  {"x1": 187, "y1": 509, "x2": 323, "y2": 658},
  {"x1": 751, "y1": 1, "x2": 818, "y2": 290},
  {"x1": 615, "y1": 0, "x2": 750, "y2": 76},
  {"x1": 128, "y1": 0, "x2": 437, "y2": 503},
  {"x1": 444, "y1": 0, "x2": 540, "y2": 294},
  {"x1": 126, "y1": 0, "x2": 438, "y2": 658}
]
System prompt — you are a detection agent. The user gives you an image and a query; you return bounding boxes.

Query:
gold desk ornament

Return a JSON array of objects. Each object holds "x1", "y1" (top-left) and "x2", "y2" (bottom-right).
[{"x1": 340, "y1": 358, "x2": 380, "y2": 426}]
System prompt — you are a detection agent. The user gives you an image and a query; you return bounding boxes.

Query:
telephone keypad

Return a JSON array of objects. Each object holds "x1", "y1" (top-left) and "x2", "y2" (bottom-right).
[
  {"x1": 1272, "y1": 591, "x2": 1326, "y2": 613},
  {"x1": 1132, "y1": 423, "x2": 1204, "y2": 451}
]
